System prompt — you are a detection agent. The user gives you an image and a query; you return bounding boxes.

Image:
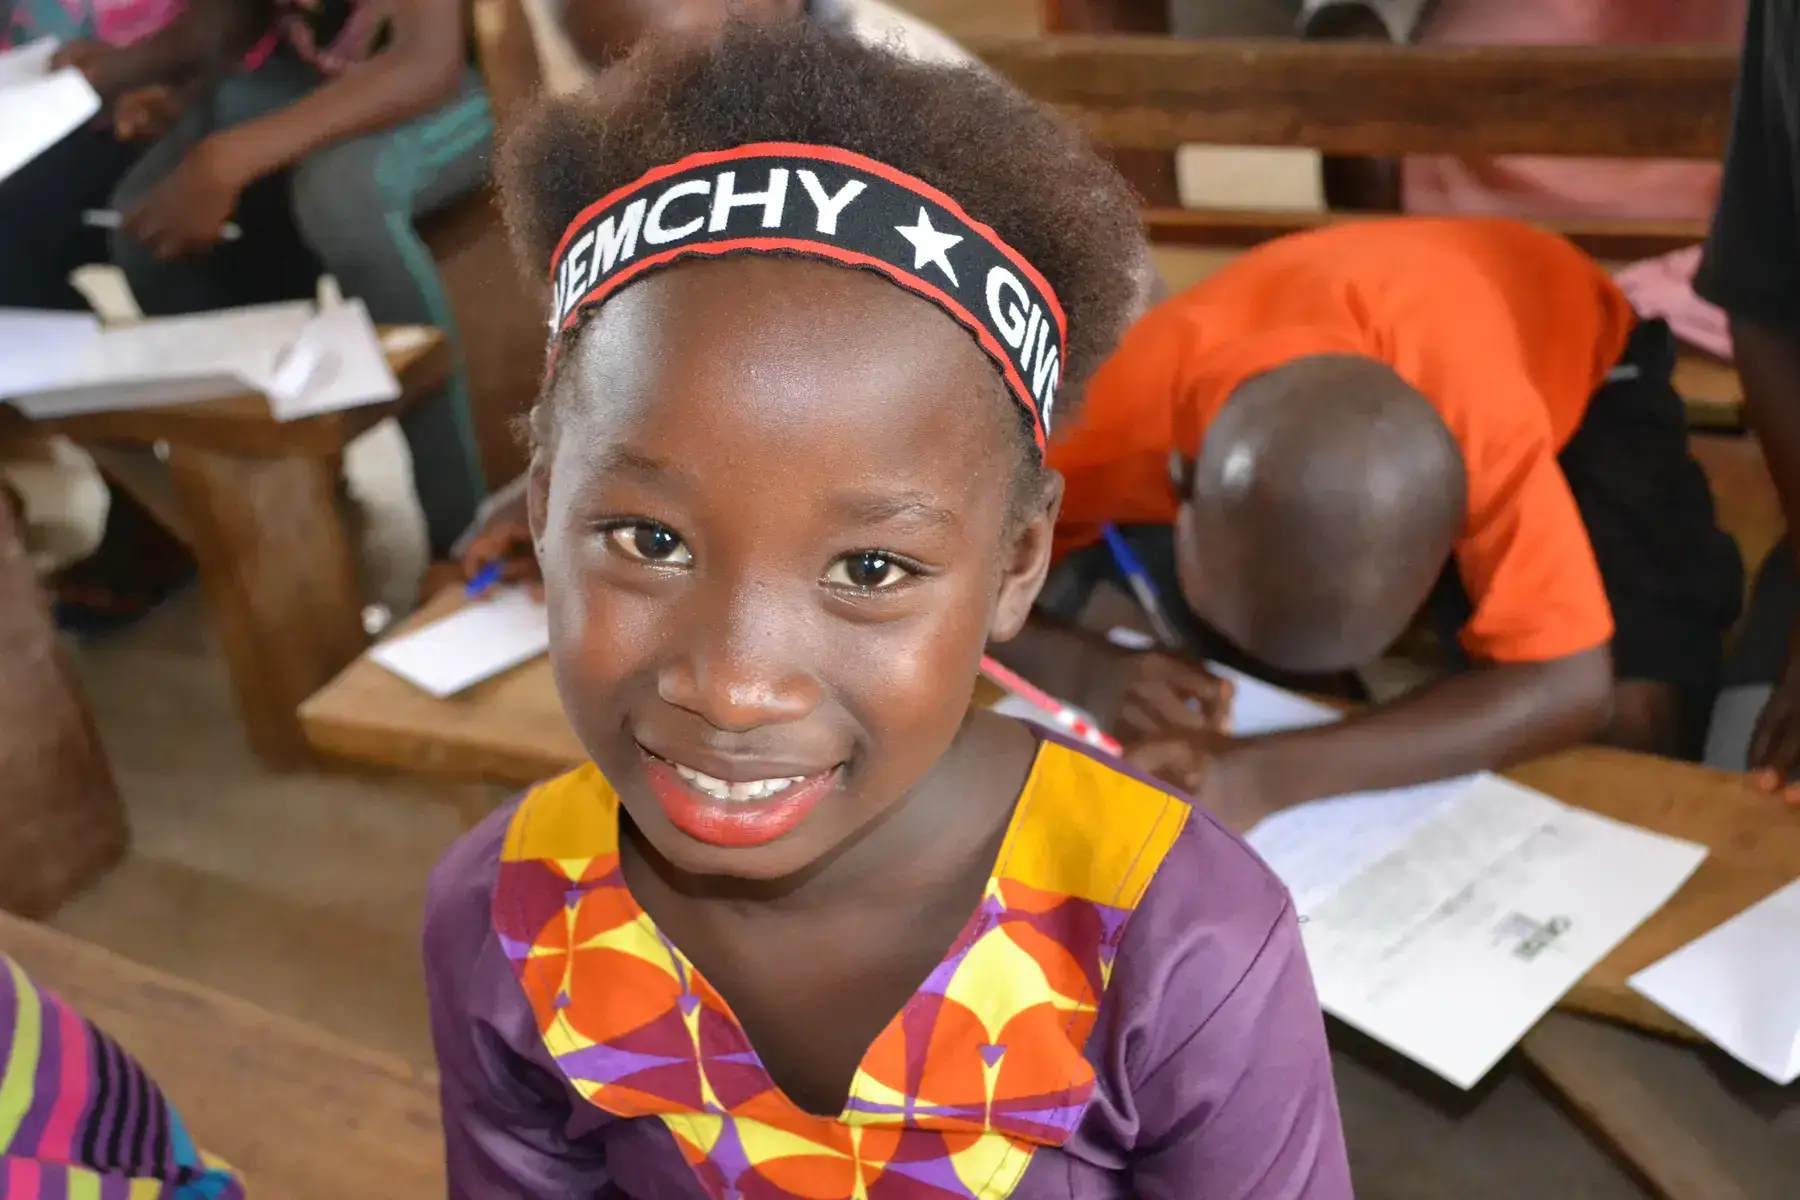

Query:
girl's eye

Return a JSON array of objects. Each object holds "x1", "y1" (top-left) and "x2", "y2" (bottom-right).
[
  {"x1": 606, "y1": 522, "x2": 692, "y2": 565},
  {"x1": 824, "y1": 551, "x2": 913, "y2": 591}
]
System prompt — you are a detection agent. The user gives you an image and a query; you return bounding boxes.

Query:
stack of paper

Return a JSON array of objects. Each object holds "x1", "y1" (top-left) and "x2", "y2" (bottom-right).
[
  {"x1": 0, "y1": 299, "x2": 401, "y2": 420},
  {"x1": 1630, "y1": 877, "x2": 1800, "y2": 1085},
  {"x1": 369, "y1": 589, "x2": 550, "y2": 698},
  {"x1": 1223, "y1": 669, "x2": 1708, "y2": 1089},
  {"x1": 0, "y1": 40, "x2": 100, "y2": 185}
]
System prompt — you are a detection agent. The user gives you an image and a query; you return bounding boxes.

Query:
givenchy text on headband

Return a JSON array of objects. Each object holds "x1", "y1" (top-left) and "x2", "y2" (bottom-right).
[{"x1": 546, "y1": 142, "x2": 1067, "y2": 450}]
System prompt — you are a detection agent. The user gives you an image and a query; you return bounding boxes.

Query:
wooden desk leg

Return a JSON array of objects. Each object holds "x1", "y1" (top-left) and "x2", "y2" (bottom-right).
[
  {"x1": 1522, "y1": 1017, "x2": 1751, "y2": 1200},
  {"x1": 0, "y1": 501, "x2": 129, "y2": 918},
  {"x1": 167, "y1": 445, "x2": 367, "y2": 769}
]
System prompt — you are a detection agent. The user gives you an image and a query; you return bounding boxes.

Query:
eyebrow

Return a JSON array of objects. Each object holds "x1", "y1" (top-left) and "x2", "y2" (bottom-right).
[
  {"x1": 592, "y1": 446, "x2": 671, "y2": 479},
  {"x1": 834, "y1": 490, "x2": 962, "y2": 531}
]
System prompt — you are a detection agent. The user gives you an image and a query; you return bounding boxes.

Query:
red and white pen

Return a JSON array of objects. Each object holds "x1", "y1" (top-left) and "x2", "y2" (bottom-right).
[{"x1": 980, "y1": 655, "x2": 1123, "y2": 757}]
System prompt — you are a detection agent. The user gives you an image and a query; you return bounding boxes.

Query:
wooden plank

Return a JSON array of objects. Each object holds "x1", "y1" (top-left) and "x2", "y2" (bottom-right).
[
  {"x1": 0, "y1": 912, "x2": 444, "y2": 1200},
  {"x1": 969, "y1": 36, "x2": 1739, "y2": 158},
  {"x1": 1524, "y1": 1014, "x2": 1800, "y2": 1200},
  {"x1": 1141, "y1": 206, "x2": 1709, "y2": 262}
]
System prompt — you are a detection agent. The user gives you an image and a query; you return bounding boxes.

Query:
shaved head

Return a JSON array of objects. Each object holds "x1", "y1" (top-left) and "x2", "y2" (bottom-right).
[{"x1": 1174, "y1": 355, "x2": 1467, "y2": 674}]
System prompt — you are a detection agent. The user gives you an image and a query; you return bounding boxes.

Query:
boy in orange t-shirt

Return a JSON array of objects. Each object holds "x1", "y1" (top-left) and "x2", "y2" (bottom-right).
[{"x1": 992, "y1": 217, "x2": 1742, "y2": 830}]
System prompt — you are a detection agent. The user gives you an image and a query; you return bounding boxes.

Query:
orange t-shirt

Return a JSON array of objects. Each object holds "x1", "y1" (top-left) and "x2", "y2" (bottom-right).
[{"x1": 1050, "y1": 217, "x2": 1634, "y2": 665}]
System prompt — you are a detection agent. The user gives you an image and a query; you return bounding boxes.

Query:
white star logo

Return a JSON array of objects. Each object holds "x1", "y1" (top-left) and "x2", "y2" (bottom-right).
[{"x1": 894, "y1": 208, "x2": 963, "y2": 286}]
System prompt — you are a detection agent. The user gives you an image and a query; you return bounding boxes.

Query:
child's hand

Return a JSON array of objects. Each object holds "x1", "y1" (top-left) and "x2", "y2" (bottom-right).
[
  {"x1": 1105, "y1": 654, "x2": 1234, "y2": 744},
  {"x1": 459, "y1": 492, "x2": 542, "y2": 598},
  {"x1": 51, "y1": 39, "x2": 133, "y2": 101},
  {"x1": 1125, "y1": 734, "x2": 1271, "y2": 834},
  {"x1": 113, "y1": 85, "x2": 187, "y2": 142},
  {"x1": 121, "y1": 137, "x2": 248, "y2": 259}
]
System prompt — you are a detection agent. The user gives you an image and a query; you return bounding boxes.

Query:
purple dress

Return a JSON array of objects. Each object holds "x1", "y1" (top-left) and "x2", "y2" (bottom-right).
[{"x1": 423, "y1": 735, "x2": 1353, "y2": 1199}]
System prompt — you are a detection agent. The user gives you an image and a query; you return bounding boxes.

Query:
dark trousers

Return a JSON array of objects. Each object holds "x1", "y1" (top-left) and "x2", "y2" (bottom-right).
[{"x1": 0, "y1": 124, "x2": 138, "y2": 310}]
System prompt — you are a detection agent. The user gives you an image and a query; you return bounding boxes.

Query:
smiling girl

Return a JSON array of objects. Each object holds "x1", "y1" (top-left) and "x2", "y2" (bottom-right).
[{"x1": 422, "y1": 20, "x2": 1349, "y2": 1199}]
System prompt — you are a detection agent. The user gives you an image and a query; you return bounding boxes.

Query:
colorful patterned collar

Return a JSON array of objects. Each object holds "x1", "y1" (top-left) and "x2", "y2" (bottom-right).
[{"x1": 492, "y1": 741, "x2": 1189, "y2": 1199}]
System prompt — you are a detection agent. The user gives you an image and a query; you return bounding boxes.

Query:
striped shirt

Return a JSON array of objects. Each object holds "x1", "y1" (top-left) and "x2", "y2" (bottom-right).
[{"x1": 0, "y1": 955, "x2": 243, "y2": 1199}]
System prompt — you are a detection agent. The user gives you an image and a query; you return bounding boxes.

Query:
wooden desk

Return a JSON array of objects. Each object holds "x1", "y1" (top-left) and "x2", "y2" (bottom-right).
[
  {"x1": 0, "y1": 912, "x2": 444, "y2": 1199},
  {"x1": 302, "y1": 589, "x2": 577, "y2": 790},
  {"x1": 12, "y1": 329, "x2": 452, "y2": 768},
  {"x1": 1512, "y1": 747, "x2": 1800, "y2": 1038}
]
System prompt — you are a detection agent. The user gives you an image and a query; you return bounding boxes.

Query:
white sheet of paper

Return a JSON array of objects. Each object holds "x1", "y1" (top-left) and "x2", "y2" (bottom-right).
[
  {"x1": 1629, "y1": 877, "x2": 1800, "y2": 1085},
  {"x1": 0, "y1": 42, "x2": 100, "y2": 184},
  {"x1": 0, "y1": 38, "x2": 58, "y2": 86},
  {"x1": 8, "y1": 302, "x2": 317, "y2": 418},
  {"x1": 1225, "y1": 668, "x2": 1474, "y2": 910},
  {"x1": 1305, "y1": 775, "x2": 1706, "y2": 1088},
  {"x1": 267, "y1": 299, "x2": 401, "y2": 420},
  {"x1": 1222, "y1": 668, "x2": 1707, "y2": 1088},
  {"x1": 369, "y1": 589, "x2": 550, "y2": 698},
  {"x1": 0, "y1": 309, "x2": 101, "y2": 400}
]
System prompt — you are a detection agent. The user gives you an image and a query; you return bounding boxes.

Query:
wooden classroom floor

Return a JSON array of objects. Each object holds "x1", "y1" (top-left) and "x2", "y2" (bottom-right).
[{"x1": 24, "y1": 1, "x2": 1698, "y2": 1195}]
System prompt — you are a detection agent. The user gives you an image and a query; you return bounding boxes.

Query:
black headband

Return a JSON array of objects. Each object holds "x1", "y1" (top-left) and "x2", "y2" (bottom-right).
[{"x1": 546, "y1": 142, "x2": 1067, "y2": 452}]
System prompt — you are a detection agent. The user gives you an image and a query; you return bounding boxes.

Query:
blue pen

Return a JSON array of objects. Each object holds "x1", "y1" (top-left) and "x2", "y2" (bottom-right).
[
  {"x1": 1101, "y1": 524, "x2": 1182, "y2": 649},
  {"x1": 465, "y1": 560, "x2": 504, "y2": 599}
]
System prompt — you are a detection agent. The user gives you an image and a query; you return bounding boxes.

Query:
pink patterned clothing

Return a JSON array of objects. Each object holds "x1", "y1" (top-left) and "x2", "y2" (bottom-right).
[
  {"x1": 1, "y1": 0, "x2": 183, "y2": 50},
  {"x1": 1402, "y1": 0, "x2": 1747, "y2": 222}
]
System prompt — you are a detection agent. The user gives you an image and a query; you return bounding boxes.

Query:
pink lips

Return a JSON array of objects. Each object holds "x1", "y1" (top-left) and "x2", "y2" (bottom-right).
[{"x1": 639, "y1": 749, "x2": 840, "y2": 848}]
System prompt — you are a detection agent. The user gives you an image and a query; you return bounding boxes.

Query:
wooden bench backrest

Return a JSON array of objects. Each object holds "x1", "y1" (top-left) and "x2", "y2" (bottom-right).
[{"x1": 969, "y1": 36, "x2": 1741, "y2": 259}]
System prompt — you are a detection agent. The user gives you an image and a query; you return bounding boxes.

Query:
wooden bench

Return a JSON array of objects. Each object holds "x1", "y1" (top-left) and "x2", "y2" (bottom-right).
[
  {"x1": 0, "y1": 911, "x2": 444, "y2": 1199},
  {"x1": 968, "y1": 34, "x2": 1746, "y2": 425},
  {"x1": 6, "y1": 329, "x2": 450, "y2": 769}
]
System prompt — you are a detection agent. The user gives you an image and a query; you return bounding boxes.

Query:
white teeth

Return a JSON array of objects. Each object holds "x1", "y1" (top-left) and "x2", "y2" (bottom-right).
[{"x1": 671, "y1": 762, "x2": 804, "y2": 802}]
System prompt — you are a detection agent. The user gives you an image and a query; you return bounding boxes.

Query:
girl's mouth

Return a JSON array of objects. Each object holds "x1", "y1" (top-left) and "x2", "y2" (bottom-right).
[{"x1": 637, "y1": 746, "x2": 841, "y2": 849}]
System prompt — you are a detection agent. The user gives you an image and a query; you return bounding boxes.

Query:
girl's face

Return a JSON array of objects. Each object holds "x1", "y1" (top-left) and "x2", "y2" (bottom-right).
[{"x1": 531, "y1": 258, "x2": 1054, "y2": 881}]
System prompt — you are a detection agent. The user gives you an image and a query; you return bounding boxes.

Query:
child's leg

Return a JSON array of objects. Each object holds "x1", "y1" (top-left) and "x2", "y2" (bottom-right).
[
  {"x1": 1559, "y1": 318, "x2": 1745, "y2": 757},
  {"x1": 0, "y1": 124, "x2": 138, "y2": 310},
  {"x1": 286, "y1": 70, "x2": 494, "y2": 558}
]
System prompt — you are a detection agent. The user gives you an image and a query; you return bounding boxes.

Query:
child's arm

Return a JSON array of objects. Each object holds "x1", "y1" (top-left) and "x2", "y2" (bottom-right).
[
  {"x1": 424, "y1": 822, "x2": 612, "y2": 1196},
  {"x1": 121, "y1": 0, "x2": 467, "y2": 258},
  {"x1": 1224, "y1": 648, "x2": 1610, "y2": 819},
  {"x1": 1693, "y1": 0, "x2": 1800, "y2": 790},
  {"x1": 197, "y1": 0, "x2": 469, "y2": 184},
  {"x1": 1728, "y1": 325, "x2": 1800, "y2": 786},
  {"x1": 1125, "y1": 899, "x2": 1351, "y2": 1198}
]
